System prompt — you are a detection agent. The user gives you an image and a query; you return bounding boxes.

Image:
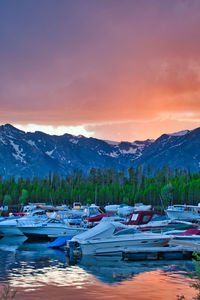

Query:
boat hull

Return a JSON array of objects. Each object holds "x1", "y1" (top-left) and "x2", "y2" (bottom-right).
[
  {"x1": 166, "y1": 210, "x2": 200, "y2": 221},
  {"x1": 72, "y1": 235, "x2": 171, "y2": 255},
  {"x1": 19, "y1": 225, "x2": 87, "y2": 238}
]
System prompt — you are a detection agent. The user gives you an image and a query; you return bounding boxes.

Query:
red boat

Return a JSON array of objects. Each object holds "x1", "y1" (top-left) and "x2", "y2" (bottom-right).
[
  {"x1": 125, "y1": 210, "x2": 161, "y2": 225},
  {"x1": 85, "y1": 212, "x2": 114, "y2": 223},
  {"x1": 13, "y1": 212, "x2": 25, "y2": 216}
]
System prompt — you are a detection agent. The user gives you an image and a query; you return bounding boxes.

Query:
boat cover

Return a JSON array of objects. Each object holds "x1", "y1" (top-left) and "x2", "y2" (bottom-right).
[
  {"x1": 175, "y1": 229, "x2": 200, "y2": 236},
  {"x1": 86, "y1": 212, "x2": 114, "y2": 222},
  {"x1": 48, "y1": 236, "x2": 73, "y2": 248},
  {"x1": 72, "y1": 221, "x2": 127, "y2": 241}
]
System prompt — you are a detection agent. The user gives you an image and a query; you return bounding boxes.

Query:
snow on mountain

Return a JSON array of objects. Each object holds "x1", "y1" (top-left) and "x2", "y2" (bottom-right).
[
  {"x1": 0, "y1": 123, "x2": 199, "y2": 177},
  {"x1": 27, "y1": 140, "x2": 37, "y2": 147},
  {"x1": 136, "y1": 127, "x2": 200, "y2": 171},
  {"x1": 168, "y1": 130, "x2": 190, "y2": 137},
  {"x1": 10, "y1": 140, "x2": 27, "y2": 164},
  {"x1": 45, "y1": 148, "x2": 55, "y2": 157},
  {"x1": 104, "y1": 140, "x2": 120, "y2": 146}
]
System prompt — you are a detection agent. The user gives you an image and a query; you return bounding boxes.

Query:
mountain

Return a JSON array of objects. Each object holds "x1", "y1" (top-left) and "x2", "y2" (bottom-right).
[
  {"x1": 0, "y1": 124, "x2": 199, "y2": 177},
  {"x1": 136, "y1": 128, "x2": 200, "y2": 171},
  {"x1": 0, "y1": 124, "x2": 152, "y2": 178}
]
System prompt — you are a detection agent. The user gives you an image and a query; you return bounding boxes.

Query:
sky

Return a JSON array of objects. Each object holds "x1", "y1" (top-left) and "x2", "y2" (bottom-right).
[{"x1": 0, "y1": 0, "x2": 200, "y2": 141}]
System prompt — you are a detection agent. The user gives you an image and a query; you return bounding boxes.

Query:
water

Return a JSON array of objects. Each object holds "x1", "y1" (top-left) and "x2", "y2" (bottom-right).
[{"x1": 0, "y1": 236, "x2": 196, "y2": 299}]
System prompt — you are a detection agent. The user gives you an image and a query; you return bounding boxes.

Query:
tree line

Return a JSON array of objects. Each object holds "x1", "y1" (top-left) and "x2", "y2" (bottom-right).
[{"x1": 0, "y1": 165, "x2": 200, "y2": 209}]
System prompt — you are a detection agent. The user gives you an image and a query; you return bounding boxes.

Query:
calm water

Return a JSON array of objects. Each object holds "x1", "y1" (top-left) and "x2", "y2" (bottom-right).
[{"x1": 0, "y1": 236, "x2": 196, "y2": 300}]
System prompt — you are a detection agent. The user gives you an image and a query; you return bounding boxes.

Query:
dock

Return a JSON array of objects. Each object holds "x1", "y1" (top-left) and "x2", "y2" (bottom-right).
[{"x1": 122, "y1": 242, "x2": 200, "y2": 261}]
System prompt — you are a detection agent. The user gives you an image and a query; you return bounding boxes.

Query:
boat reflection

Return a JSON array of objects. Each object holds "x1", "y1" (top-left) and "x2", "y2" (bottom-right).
[
  {"x1": 0, "y1": 236, "x2": 27, "y2": 252},
  {"x1": 77, "y1": 255, "x2": 191, "y2": 284},
  {"x1": 0, "y1": 241, "x2": 95, "y2": 291},
  {"x1": 0, "y1": 239, "x2": 195, "y2": 298}
]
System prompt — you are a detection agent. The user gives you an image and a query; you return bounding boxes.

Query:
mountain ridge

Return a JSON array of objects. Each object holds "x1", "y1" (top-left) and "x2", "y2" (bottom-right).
[{"x1": 0, "y1": 124, "x2": 199, "y2": 177}]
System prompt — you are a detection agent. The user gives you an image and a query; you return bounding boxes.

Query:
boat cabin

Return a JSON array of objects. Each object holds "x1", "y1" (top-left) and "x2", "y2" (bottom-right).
[
  {"x1": 73, "y1": 202, "x2": 82, "y2": 209},
  {"x1": 126, "y1": 210, "x2": 161, "y2": 225}
]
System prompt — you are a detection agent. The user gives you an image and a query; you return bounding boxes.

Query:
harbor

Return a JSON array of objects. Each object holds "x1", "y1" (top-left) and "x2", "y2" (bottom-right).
[
  {"x1": 1, "y1": 180, "x2": 200, "y2": 299},
  {"x1": 1, "y1": 182, "x2": 200, "y2": 300}
]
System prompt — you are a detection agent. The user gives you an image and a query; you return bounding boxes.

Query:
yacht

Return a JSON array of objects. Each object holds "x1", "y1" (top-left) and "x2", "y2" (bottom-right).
[
  {"x1": 166, "y1": 228, "x2": 200, "y2": 243},
  {"x1": 104, "y1": 204, "x2": 120, "y2": 213},
  {"x1": 117, "y1": 205, "x2": 134, "y2": 216},
  {"x1": 166, "y1": 204, "x2": 200, "y2": 221},
  {"x1": 18, "y1": 217, "x2": 87, "y2": 238},
  {"x1": 68, "y1": 222, "x2": 172, "y2": 255},
  {"x1": 0, "y1": 210, "x2": 47, "y2": 236},
  {"x1": 124, "y1": 210, "x2": 198, "y2": 232},
  {"x1": 117, "y1": 203, "x2": 152, "y2": 217}
]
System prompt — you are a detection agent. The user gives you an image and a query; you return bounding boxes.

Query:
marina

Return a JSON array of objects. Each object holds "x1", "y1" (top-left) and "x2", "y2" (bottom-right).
[
  {"x1": 0, "y1": 182, "x2": 200, "y2": 300},
  {"x1": 0, "y1": 202, "x2": 199, "y2": 299},
  {"x1": 0, "y1": 202, "x2": 200, "y2": 299}
]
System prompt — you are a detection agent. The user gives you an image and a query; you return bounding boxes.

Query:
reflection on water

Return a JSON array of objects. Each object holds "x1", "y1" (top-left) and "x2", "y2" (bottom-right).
[
  {"x1": 78, "y1": 255, "x2": 191, "y2": 284},
  {"x1": 0, "y1": 237, "x2": 196, "y2": 299}
]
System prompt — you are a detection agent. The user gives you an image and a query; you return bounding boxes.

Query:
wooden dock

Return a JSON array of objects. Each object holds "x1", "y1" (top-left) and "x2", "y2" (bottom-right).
[{"x1": 122, "y1": 245, "x2": 199, "y2": 261}]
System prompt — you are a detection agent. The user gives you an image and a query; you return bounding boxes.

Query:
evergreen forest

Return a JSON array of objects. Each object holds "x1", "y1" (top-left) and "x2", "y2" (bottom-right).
[{"x1": 0, "y1": 165, "x2": 200, "y2": 210}]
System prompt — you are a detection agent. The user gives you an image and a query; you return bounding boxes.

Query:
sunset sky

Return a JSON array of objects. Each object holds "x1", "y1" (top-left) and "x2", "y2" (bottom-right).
[{"x1": 1, "y1": 0, "x2": 200, "y2": 141}]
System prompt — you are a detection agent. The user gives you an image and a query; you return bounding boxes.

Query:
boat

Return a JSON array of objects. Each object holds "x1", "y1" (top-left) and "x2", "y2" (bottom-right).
[
  {"x1": 124, "y1": 210, "x2": 198, "y2": 232},
  {"x1": 166, "y1": 228, "x2": 200, "y2": 243},
  {"x1": 133, "y1": 203, "x2": 152, "y2": 211},
  {"x1": 166, "y1": 204, "x2": 200, "y2": 221},
  {"x1": 18, "y1": 217, "x2": 87, "y2": 239},
  {"x1": 117, "y1": 203, "x2": 152, "y2": 217},
  {"x1": 85, "y1": 212, "x2": 114, "y2": 224},
  {"x1": 104, "y1": 204, "x2": 120, "y2": 213},
  {"x1": 117, "y1": 204, "x2": 134, "y2": 216},
  {"x1": 0, "y1": 209, "x2": 47, "y2": 236},
  {"x1": 68, "y1": 222, "x2": 172, "y2": 255},
  {"x1": 65, "y1": 203, "x2": 102, "y2": 218}
]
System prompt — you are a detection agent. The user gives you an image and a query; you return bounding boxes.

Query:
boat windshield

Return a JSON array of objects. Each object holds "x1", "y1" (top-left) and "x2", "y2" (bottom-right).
[
  {"x1": 89, "y1": 207, "x2": 100, "y2": 216},
  {"x1": 46, "y1": 218, "x2": 64, "y2": 224},
  {"x1": 114, "y1": 228, "x2": 138, "y2": 236},
  {"x1": 151, "y1": 214, "x2": 169, "y2": 221}
]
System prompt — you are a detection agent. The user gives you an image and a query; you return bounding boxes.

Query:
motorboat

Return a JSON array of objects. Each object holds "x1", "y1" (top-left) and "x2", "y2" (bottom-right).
[
  {"x1": 68, "y1": 222, "x2": 172, "y2": 255},
  {"x1": 66, "y1": 204, "x2": 102, "y2": 218},
  {"x1": 104, "y1": 204, "x2": 120, "y2": 213},
  {"x1": 124, "y1": 210, "x2": 198, "y2": 232},
  {"x1": 117, "y1": 205, "x2": 134, "y2": 217},
  {"x1": 0, "y1": 210, "x2": 47, "y2": 236},
  {"x1": 18, "y1": 217, "x2": 87, "y2": 239},
  {"x1": 85, "y1": 212, "x2": 114, "y2": 224},
  {"x1": 166, "y1": 229, "x2": 200, "y2": 243},
  {"x1": 166, "y1": 204, "x2": 200, "y2": 221},
  {"x1": 134, "y1": 203, "x2": 152, "y2": 211}
]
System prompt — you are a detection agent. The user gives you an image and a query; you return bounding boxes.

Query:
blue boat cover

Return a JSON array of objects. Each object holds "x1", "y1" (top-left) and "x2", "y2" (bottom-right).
[{"x1": 48, "y1": 236, "x2": 73, "y2": 248}]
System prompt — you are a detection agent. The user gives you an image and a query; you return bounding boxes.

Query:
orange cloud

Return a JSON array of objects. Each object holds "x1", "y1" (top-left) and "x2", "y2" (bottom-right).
[{"x1": 0, "y1": 0, "x2": 200, "y2": 140}]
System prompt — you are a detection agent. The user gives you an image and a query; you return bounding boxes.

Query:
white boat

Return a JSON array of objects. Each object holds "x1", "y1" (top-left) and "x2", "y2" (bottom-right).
[
  {"x1": 117, "y1": 205, "x2": 134, "y2": 216},
  {"x1": 0, "y1": 210, "x2": 47, "y2": 236},
  {"x1": 165, "y1": 229, "x2": 200, "y2": 244},
  {"x1": 134, "y1": 203, "x2": 152, "y2": 211},
  {"x1": 166, "y1": 204, "x2": 200, "y2": 221},
  {"x1": 68, "y1": 222, "x2": 172, "y2": 255},
  {"x1": 18, "y1": 218, "x2": 87, "y2": 238},
  {"x1": 66, "y1": 204, "x2": 102, "y2": 218},
  {"x1": 104, "y1": 204, "x2": 120, "y2": 213},
  {"x1": 117, "y1": 203, "x2": 152, "y2": 217}
]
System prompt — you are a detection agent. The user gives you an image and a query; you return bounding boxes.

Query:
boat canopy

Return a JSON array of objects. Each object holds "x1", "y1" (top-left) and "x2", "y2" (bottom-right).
[{"x1": 72, "y1": 221, "x2": 127, "y2": 241}]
